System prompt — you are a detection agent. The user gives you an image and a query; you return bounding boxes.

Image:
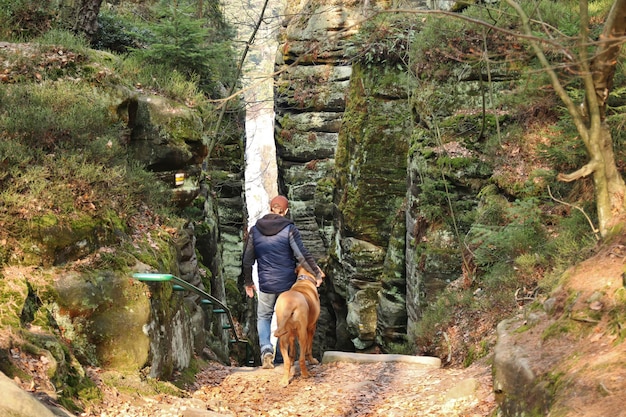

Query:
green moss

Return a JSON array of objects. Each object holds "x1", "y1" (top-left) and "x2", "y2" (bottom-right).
[
  {"x1": 224, "y1": 277, "x2": 242, "y2": 318},
  {"x1": 14, "y1": 329, "x2": 97, "y2": 413},
  {"x1": 383, "y1": 341, "x2": 414, "y2": 355},
  {"x1": 102, "y1": 209, "x2": 127, "y2": 233},
  {"x1": 541, "y1": 319, "x2": 579, "y2": 341},
  {"x1": 93, "y1": 245, "x2": 137, "y2": 270},
  {"x1": 463, "y1": 339, "x2": 489, "y2": 367},
  {"x1": 35, "y1": 213, "x2": 59, "y2": 228},
  {"x1": 336, "y1": 64, "x2": 411, "y2": 246},
  {"x1": 278, "y1": 113, "x2": 295, "y2": 130},
  {"x1": 101, "y1": 370, "x2": 184, "y2": 397},
  {"x1": 171, "y1": 356, "x2": 206, "y2": 389},
  {"x1": 75, "y1": 381, "x2": 103, "y2": 405},
  {"x1": 0, "y1": 348, "x2": 28, "y2": 379},
  {"x1": 0, "y1": 274, "x2": 28, "y2": 327},
  {"x1": 133, "y1": 232, "x2": 178, "y2": 271},
  {"x1": 166, "y1": 115, "x2": 202, "y2": 141}
]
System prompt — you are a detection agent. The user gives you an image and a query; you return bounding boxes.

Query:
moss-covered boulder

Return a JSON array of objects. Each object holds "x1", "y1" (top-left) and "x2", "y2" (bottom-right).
[
  {"x1": 54, "y1": 271, "x2": 151, "y2": 371},
  {"x1": 118, "y1": 93, "x2": 206, "y2": 207}
]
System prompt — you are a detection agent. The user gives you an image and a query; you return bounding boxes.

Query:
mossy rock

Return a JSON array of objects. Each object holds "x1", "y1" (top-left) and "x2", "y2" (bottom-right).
[
  {"x1": 0, "y1": 272, "x2": 28, "y2": 328},
  {"x1": 335, "y1": 64, "x2": 412, "y2": 246},
  {"x1": 54, "y1": 271, "x2": 151, "y2": 372},
  {"x1": 100, "y1": 370, "x2": 184, "y2": 397},
  {"x1": 0, "y1": 329, "x2": 99, "y2": 413}
]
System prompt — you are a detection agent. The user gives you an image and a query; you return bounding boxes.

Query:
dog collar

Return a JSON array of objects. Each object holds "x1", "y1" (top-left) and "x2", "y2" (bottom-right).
[{"x1": 297, "y1": 274, "x2": 317, "y2": 285}]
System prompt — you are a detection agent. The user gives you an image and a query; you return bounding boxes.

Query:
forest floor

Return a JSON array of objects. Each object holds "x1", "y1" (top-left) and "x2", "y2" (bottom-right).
[{"x1": 79, "y1": 356, "x2": 497, "y2": 417}]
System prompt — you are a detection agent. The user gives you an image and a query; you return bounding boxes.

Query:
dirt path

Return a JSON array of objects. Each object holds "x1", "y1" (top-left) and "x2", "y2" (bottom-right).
[{"x1": 85, "y1": 359, "x2": 497, "y2": 417}]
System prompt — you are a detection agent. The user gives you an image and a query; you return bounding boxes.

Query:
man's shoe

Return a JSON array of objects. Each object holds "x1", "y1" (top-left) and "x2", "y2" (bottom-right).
[{"x1": 262, "y1": 351, "x2": 274, "y2": 369}]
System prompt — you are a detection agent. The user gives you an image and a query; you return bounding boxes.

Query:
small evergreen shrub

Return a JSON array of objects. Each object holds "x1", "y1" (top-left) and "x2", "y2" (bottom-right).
[
  {"x1": 466, "y1": 196, "x2": 546, "y2": 270},
  {"x1": 538, "y1": 114, "x2": 587, "y2": 173},
  {"x1": 92, "y1": 10, "x2": 151, "y2": 53},
  {"x1": 133, "y1": 1, "x2": 236, "y2": 97}
]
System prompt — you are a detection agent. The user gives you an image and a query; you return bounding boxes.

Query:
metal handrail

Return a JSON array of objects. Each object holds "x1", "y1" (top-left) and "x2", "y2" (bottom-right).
[{"x1": 132, "y1": 273, "x2": 245, "y2": 344}]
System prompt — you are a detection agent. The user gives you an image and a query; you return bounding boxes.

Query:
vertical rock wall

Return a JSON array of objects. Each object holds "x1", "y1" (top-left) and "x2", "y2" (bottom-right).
[
  {"x1": 271, "y1": 0, "x2": 500, "y2": 353},
  {"x1": 274, "y1": 0, "x2": 359, "y2": 259},
  {"x1": 274, "y1": 0, "x2": 414, "y2": 352},
  {"x1": 274, "y1": 0, "x2": 361, "y2": 355},
  {"x1": 331, "y1": 63, "x2": 413, "y2": 350}
]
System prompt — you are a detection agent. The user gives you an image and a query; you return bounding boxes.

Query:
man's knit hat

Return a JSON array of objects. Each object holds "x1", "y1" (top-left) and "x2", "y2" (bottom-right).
[{"x1": 270, "y1": 195, "x2": 289, "y2": 212}]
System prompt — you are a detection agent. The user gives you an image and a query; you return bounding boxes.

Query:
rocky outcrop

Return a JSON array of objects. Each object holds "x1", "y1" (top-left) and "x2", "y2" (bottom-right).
[
  {"x1": 331, "y1": 63, "x2": 413, "y2": 350},
  {"x1": 51, "y1": 243, "x2": 212, "y2": 379},
  {"x1": 122, "y1": 94, "x2": 206, "y2": 170},
  {"x1": 272, "y1": 0, "x2": 505, "y2": 354},
  {"x1": 274, "y1": 0, "x2": 414, "y2": 351},
  {"x1": 119, "y1": 93, "x2": 207, "y2": 206},
  {"x1": 55, "y1": 271, "x2": 152, "y2": 371},
  {"x1": 274, "y1": 0, "x2": 361, "y2": 258},
  {"x1": 197, "y1": 99, "x2": 246, "y2": 364},
  {"x1": 273, "y1": 0, "x2": 362, "y2": 356},
  {"x1": 6, "y1": 225, "x2": 227, "y2": 386},
  {"x1": 493, "y1": 318, "x2": 551, "y2": 416}
]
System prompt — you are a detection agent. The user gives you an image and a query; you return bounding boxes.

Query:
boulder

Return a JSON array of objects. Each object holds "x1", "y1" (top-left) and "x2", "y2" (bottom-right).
[
  {"x1": 493, "y1": 318, "x2": 551, "y2": 416},
  {"x1": 0, "y1": 371, "x2": 58, "y2": 417}
]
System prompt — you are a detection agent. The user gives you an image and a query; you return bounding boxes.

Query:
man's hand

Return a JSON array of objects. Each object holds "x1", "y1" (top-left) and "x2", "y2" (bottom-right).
[
  {"x1": 316, "y1": 269, "x2": 326, "y2": 287},
  {"x1": 245, "y1": 285, "x2": 256, "y2": 298}
]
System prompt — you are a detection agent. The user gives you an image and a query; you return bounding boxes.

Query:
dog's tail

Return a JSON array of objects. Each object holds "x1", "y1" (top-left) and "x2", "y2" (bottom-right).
[
  {"x1": 273, "y1": 293, "x2": 304, "y2": 338},
  {"x1": 274, "y1": 325, "x2": 288, "y2": 338},
  {"x1": 273, "y1": 304, "x2": 292, "y2": 338},
  {"x1": 274, "y1": 309, "x2": 291, "y2": 338}
]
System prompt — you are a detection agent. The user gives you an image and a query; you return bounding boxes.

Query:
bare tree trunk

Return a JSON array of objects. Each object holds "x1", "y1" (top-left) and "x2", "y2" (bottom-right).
[
  {"x1": 73, "y1": 0, "x2": 103, "y2": 41},
  {"x1": 588, "y1": 0, "x2": 626, "y2": 118},
  {"x1": 580, "y1": 0, "x2": 626, "y2": 235},
  {"x1": 590, "y1": 125, "x2": 625, "y2": 235}
]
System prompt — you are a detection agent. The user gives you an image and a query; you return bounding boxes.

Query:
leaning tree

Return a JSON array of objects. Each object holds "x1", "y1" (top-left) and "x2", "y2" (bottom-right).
[{"x1": 507, "y1": 0, "x2": 626, "y2": 238}]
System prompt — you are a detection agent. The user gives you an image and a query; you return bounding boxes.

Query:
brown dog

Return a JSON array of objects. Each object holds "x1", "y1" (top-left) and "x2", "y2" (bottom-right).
[{"x1": 273, "y1": 265, "x2": 321, "y2": 387}]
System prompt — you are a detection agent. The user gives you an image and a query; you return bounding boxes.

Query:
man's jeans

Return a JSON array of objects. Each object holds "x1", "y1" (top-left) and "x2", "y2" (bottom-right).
[{"x1": 257, "y1": 291, "x2": 279, "y2": 355}]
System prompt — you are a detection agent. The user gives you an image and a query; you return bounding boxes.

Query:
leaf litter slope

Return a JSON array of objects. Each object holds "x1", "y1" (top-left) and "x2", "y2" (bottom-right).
[{"x1": 82, "y1": 358, "x2": 495, "y2": 416}]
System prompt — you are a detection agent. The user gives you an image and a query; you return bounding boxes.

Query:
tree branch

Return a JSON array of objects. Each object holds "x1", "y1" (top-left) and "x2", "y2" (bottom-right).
[
  {"x1": 208, "y1": 0, "x2": 271, "y2": 158},
  {"x1": 547, "y1": 185, "x2": 600, "y2": 239},
  {"x1": 556, "y1": 162, "x2": 597, "y2": 182}
]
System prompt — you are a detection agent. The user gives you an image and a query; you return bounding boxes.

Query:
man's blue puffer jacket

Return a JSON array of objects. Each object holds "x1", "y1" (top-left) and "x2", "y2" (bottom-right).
[{"x1": 243, "y1": 213, "x2": 320, "y2": 294}]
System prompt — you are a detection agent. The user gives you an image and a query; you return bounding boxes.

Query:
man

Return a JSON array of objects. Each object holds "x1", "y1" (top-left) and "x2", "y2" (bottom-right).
[{"x1": 242, "y1": 195, "x2": 324, "y2": 369}]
